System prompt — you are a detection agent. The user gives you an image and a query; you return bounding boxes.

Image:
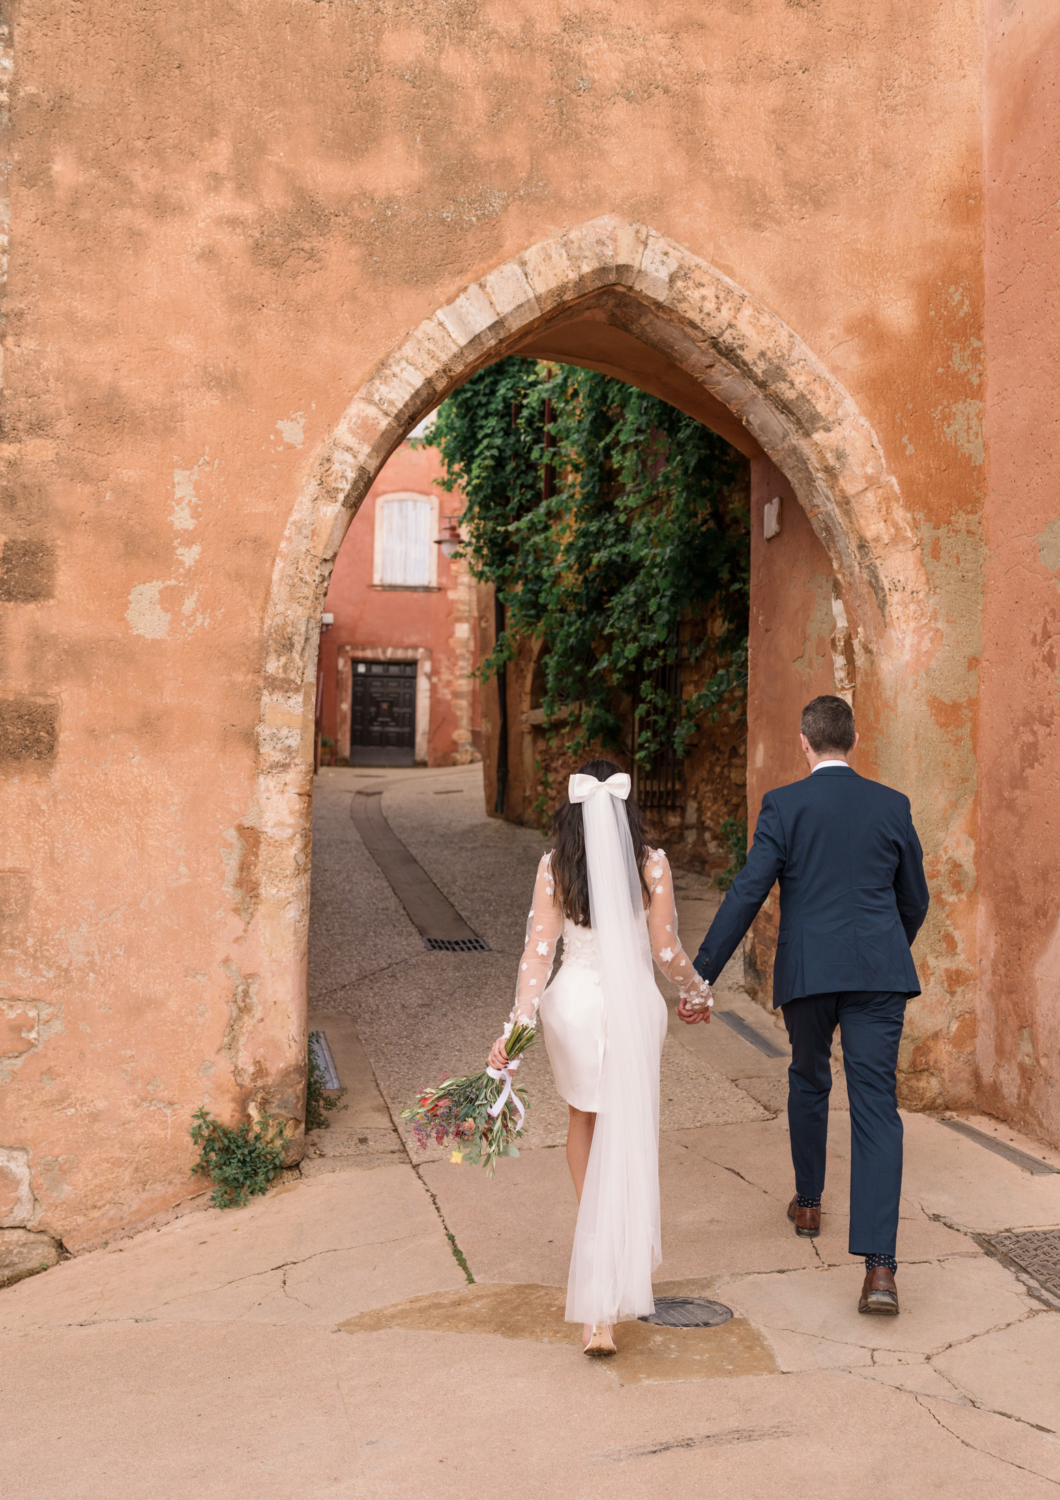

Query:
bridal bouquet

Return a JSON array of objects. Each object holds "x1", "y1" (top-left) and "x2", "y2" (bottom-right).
[{"x1": 401, "y1": 1020, "x2": 538, "y2": 1177}]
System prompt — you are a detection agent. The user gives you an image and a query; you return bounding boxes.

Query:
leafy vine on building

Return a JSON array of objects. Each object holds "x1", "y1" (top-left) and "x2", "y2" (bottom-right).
[{"x1": 429, "y1": 359, "x2": 751, "y2": 876}]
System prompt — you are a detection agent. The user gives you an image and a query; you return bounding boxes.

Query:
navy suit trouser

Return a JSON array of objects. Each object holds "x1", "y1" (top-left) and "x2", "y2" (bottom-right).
[{"x1": 781, "y1": 990, "x2": 908, "y2": 1258}]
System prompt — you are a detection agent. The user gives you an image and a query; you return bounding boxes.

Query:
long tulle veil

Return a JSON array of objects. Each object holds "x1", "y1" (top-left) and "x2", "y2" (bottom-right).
[{"x1": 564, "y1": 771, "x2": 662, "y2": 1326}]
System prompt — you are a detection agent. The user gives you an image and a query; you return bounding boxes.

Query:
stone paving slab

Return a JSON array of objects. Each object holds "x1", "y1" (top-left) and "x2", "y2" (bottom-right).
[
  {"x1": 932, "y1": 1310, "x2": 1060, "y2": 1434},
  {"x1": 4, "y1": 1323, "x2": 1056, "y2": 1500},
  {"x1": 0, "y1": 1167, "x2": 463, "y2": 1334},
  {"x1": 900, "y1": 1109, "x2": 1060, "y2": 1234},
  {"x1": 727, "y1": 1253, "x2": 1035, "y2": 1359}
]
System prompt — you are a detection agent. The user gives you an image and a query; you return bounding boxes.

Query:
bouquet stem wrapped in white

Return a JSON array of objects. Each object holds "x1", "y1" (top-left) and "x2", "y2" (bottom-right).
[{"x1": 401, "y1": 1021, "x2": 538, "y2": 1177}]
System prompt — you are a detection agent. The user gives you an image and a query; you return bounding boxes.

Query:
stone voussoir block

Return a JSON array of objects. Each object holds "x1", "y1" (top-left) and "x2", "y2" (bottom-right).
[
  {"x1": 362, "y1": 353, "x2": 438, "y2": 424},
  {"x1": 809, "y1": 416, "x2": 890, "y2": 499},
  {"x1": 481, "y1": 261, "x2": 541, "y2": 334},
  {"x1": 634, "y1": 230, "x2": 686, "y2": 304},
  {"x1": 397, "y1": 315, "x2": 467, "y2": 392},
  {"x1": 737, "y1": 391, "x2": 796, "y2": 454},
  {"x1": 308, "y1": 501, "x2": 351, "y2": 565},
  {"x1": 518, "y1": 236, "x2": 577, "y2": 314},
  {"x1": 697, "y1": 361, "x2": 760, "y2": 414},
  {"x1": 311, "y1": 443, "x2": 369, "y2": 510},
  {"x1": 332, "y1": 396, "x2": 399, "y2": 471},
  {"x1": 731, "y1": 297, "x2": 800, "y2": 374},
  {"x1": 665, "y1": 264, "x2": 747, "y2": 343},
  {"x1": 559, "y1": 220, "x2": 629, "y2": 295},
  {"x1": 435, "y1": 282, "x2": 506, "y2": 358}
]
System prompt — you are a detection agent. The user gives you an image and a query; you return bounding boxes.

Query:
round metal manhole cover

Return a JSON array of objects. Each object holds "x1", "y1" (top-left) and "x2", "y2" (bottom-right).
[{"x1": 639, "y1": 1297, "x2": 733, "y2": 1328}]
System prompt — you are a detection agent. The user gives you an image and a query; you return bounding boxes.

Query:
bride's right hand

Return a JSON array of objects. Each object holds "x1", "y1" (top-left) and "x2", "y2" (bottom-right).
[{"x1": 487, "y1": 1037, "x2": 510, "y2": 1071}]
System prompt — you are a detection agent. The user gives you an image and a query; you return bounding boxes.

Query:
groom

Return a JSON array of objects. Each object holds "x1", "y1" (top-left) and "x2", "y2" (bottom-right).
[{"x1": 680, "y1": 695, "x2": 929, "y2": 1315}]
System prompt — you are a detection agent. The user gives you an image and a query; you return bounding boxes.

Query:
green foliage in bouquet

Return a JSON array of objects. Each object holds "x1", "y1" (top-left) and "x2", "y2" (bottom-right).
[
  {"x1": 401, "y1": 1022, "x2": 539, "y2": 1177},
  {"x1": 189, "y1": 1106, "x2": 287, "y2": 1209}
]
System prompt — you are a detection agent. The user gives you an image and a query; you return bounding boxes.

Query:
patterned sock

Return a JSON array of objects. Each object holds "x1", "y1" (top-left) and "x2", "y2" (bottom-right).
[
  {"x1": 796, "y1": 1194, "x2": 821, "y2": 1208},
  {"x1": 865, "y1": 1253, "x2": 897, "y2": 1274}
]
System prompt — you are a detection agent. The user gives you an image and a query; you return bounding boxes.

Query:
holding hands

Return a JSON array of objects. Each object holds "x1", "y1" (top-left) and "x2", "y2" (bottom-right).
[{"x1": 677, "y1": 982, "x2": 714, "y2": 1025}]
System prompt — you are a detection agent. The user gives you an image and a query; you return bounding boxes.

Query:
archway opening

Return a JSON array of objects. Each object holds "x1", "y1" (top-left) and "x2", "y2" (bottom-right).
[{"x1": 247, "y1": 217, "x2": 931, "y2": 1146}]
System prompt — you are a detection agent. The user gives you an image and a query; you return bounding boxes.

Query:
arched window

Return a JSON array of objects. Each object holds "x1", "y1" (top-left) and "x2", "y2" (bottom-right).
[{"x1": 374, "y1": 494, "x2": 437, "y2": 588}]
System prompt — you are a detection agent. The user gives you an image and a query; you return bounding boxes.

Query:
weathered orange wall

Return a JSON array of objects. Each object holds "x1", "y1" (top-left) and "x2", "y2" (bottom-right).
[
  {"x1": 743, "y1": 460, "x2": 837, "y2": 1004},
  {"x1": 0, "y1": 0, "x2": 1002, "y2": 1246},
  {"x1": 978, "y1": 7, "x2": 1060, "y2": 1140},
  {"x1": 318, "y1": 440, "x2": 480, "y2": 768}
]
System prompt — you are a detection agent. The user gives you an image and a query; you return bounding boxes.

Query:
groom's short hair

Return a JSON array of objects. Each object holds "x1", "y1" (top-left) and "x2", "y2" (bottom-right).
[{"x1": 801, "y1": 695, "x2": 855, "y2": 753}]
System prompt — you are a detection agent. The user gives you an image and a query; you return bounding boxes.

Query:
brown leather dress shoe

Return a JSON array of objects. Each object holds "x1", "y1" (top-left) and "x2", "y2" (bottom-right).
[
  {"x1": 859, "y1": 1266, "x2": 899, "y2": 1315},
  {"x1": 787, "y1": 1195, "x2": 821, "y2": 1237}
]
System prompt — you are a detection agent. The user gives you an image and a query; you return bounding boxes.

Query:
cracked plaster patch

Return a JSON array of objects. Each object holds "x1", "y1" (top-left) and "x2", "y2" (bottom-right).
[
  {"x1": 0, "y1": 1144, "x2": 38, "y2": 1227},
  {"x1": 126, "y1": 455, "x2": 217, "y2": 639}
]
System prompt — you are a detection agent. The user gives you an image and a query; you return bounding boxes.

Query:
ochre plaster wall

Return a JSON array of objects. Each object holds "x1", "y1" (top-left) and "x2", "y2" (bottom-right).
[
  {"x1": 0, "y1": 1, "x2": 995, "y2": 1243},
  {"x1": 979, "y1": 6, "x2": 1060, "y2": 1142},
  {"x1": 744, "y1": 460, "x2": 838, "y2": 1006}
]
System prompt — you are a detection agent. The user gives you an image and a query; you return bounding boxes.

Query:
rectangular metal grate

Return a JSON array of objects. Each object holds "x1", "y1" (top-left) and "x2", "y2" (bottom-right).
[
  {"x1": 715, "y1": 1009, "x2": 789, "y2": 1059},
  {"x1": 988, "y1": 1230, "x2": 1060, "y2": 1298},
  {"x1": 422, "y1": 936, "x2": 491, "y2": 952},
  {"x1": 936, "y1": 1118, "x2": 1060, "y2": 1175},
  {"x1": 308, "y1": 1030, "x2": 341, "y2": 1089}
]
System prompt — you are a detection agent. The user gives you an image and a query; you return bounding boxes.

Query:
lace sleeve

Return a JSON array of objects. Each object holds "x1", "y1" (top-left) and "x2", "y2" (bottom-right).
[
  {"x1": 508, "y1": 853, "x2": 563, "y2": 1029},
  {"x1": 645, "y1": 848, "x2": 713, "y2": 1003}
]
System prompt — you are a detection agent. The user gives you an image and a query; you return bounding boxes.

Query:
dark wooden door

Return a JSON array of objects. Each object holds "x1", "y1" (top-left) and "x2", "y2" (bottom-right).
[{"x1": 350, "y1": 660, "x2": 417, "y2": 765}]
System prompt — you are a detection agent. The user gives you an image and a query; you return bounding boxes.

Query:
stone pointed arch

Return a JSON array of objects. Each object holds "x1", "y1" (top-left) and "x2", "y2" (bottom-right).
[{"x1": 238, "y1": 216, "x2": 933, "y2": 1121}]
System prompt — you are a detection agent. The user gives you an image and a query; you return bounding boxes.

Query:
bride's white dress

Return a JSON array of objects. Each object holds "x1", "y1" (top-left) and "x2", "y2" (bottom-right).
[
  {"x1": 510, "y1": 847, "x2": 709, "y2": 1108},
  {"x1": 505, "y1": 842, "x2": 712, "y2": 1325}
]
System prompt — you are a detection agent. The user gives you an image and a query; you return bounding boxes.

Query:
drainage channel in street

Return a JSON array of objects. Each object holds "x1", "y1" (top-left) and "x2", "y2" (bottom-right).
[{"x1": 351, "y1": 785, "x2": 491, "y2": 952}]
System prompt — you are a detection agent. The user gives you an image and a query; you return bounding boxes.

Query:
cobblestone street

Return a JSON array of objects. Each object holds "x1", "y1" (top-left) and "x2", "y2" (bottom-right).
[{"x1": 3, "y1": 765, "x2": 1060, "y2": 1497}]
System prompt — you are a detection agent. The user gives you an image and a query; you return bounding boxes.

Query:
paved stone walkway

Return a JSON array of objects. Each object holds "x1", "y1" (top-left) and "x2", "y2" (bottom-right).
[{"x1": 3, "y1": 764, "x2": 1060, "y2": 1497}]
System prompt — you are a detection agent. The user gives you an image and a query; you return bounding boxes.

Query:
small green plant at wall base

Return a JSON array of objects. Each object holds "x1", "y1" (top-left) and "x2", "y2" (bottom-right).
[
  {"x1": 716, "y1": 817, "x2": 748, "y2": 891},
  {"x1": 189, "y1": 1107, "x2": 287, "y2": 1209},
  {"x1": 305, "y1": 1042, "x2": 348, "y2": 1132}
]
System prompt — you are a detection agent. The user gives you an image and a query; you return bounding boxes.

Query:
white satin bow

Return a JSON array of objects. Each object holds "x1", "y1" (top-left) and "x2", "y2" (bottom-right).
[{"x1": 568, "y1": 771, "x2": 631, "y2": 803}]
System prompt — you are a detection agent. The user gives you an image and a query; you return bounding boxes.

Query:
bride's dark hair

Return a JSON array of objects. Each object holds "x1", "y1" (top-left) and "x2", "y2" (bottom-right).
[{"x1": 549, "y1": 758, "x2": 651, "y2": 927}]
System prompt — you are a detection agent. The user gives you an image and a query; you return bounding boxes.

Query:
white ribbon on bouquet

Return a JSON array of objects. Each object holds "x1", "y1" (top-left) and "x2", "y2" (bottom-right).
[{"x1": 485, "y1": 1058, "x2": 525, "y2": 1129}]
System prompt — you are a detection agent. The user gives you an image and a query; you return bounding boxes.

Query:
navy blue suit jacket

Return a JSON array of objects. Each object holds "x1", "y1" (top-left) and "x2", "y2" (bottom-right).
[{"x1": 694, "y1": 766, "x2": 930, "y2": 1006}]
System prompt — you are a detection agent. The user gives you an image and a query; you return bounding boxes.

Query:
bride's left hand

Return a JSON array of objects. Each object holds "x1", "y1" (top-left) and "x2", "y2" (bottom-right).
[
  {"x1": 487, "y1": 1037, "x2": 510, "y2": 1070},
  {"x1": 677, "y1": 990, "x2": 713, "y2": 1025}
]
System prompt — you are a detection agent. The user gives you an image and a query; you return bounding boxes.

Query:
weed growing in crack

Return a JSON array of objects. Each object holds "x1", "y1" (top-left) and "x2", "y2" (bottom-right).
[
  {"x1": 306, "y1": 1036, "x2": 348, "y2": 1132},
  {"x1": 189, "y1": 1107, "x2": 287, "y2": 1209}
]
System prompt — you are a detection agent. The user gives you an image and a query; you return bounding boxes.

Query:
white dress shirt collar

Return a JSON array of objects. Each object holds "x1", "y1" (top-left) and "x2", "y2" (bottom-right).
[{"x1": 811, "y1": 759, "x2": 850, "y2": 773}]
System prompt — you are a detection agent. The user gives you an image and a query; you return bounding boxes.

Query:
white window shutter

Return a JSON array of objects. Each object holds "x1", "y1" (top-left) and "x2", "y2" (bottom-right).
[
  {"x1": 407, "y1": 499, "x2": 431, "y2": 586},
  {"x1": 380, "y1": 498, "x2": 431, "y2": 586}
]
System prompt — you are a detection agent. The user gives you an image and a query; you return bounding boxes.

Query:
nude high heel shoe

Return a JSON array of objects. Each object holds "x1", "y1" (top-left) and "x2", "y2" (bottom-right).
[{"x1": 582, "y1": 1323, "x2": 617, "y2": 1354}]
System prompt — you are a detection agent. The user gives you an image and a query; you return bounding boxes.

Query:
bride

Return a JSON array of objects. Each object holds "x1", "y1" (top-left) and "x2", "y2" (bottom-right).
[{"x1": 487, "y1": 758, "x2": 714, "y2": 1354}]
